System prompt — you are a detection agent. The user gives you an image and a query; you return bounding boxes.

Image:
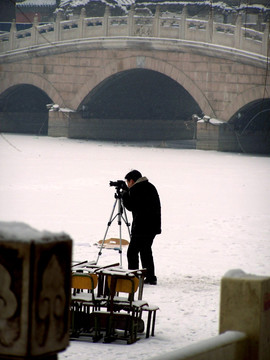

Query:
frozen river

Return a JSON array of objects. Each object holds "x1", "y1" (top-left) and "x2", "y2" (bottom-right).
[{"x1": 1, "y1": 133, "x2": 269, "y2": 359}]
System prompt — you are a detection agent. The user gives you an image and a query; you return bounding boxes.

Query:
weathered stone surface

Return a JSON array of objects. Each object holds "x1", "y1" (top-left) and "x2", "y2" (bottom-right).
[
  {"x1": 0, "y1": 222, "x2": 72, "y2": 358},
  {"x1": 220, "y1": 270, "x2": 270, "y2": 360}
]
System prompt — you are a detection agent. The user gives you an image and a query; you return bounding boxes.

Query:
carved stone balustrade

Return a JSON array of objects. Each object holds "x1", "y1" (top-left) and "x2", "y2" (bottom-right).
[{"x1": 0, "y1": 7, "x2": 268, "y2": 57}]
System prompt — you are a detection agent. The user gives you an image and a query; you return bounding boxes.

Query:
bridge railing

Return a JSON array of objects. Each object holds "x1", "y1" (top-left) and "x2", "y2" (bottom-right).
[{"x1": 0, "y1": 6, "x2": 269, "y2": 56}]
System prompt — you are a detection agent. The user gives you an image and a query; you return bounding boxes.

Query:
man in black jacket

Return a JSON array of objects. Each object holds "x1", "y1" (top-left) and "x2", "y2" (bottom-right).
[{"x1": 122, "y1": 170, "x2": 161, "y2": 285}]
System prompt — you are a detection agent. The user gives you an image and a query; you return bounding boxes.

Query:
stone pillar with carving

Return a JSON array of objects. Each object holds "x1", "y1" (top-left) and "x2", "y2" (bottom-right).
[{"x1": 0, "y1": 222, "x2": 72, "y2": 360}]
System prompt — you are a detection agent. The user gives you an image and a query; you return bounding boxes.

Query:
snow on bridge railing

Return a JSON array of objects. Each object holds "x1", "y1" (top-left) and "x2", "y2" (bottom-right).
[
  {"x1": 148, "y1": 331, "x2": 248, "y2": 360},
  {"x1": 0, "y1": 6, "x2": 269, "y2": 57}
]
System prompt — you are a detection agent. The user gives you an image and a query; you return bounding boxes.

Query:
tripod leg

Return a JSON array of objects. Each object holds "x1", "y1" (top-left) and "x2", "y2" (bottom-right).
[
  {"x1": 96, "y1": 198, "x2": 118, "y2": 264},
  {"x1": 117, "y1": 198, "x2": 123, "y2": 267},
  {"x1": 121, "y1": 199, "x2": 131, "y2": 240},
  {"x1": 117, "y1": 198, "x2": 132, "y2": 267}
]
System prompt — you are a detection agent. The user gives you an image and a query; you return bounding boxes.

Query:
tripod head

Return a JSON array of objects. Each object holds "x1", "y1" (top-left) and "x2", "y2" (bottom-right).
[{"x1": 109, "y1": 180, "x2": 127, "y2": 199}]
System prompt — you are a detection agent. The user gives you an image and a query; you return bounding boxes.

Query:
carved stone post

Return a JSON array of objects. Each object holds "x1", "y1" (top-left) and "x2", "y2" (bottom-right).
[
  {"x1": 9, "y1": 19, "x2": 16, "y2": 50},
  {"x1": 31, "y1": 15, "x2": 38, "y2": 45},
  {"x1": 153, "y1": 5, "x2": 160, "y2": 38},
  {"x1": 79, "y1": 8, "x2": 86, "y2": 38},
  {"x1": 206, "y1": 7, "x2": 213, "y2": 43},
  {"x1": 55, "y1": 12, "x2": 62, "y2": 41},
  {"x1": 0, "y1": 222, "x2": 72, "y2": 360},
  {"x1": 235, "y1": 12, "x2": 243, "y2": 49},
  {"x1": 180, "y1": 6, "x2": 187, "y2": 39},
  {"x1": 262, "y1": 20, "x2": 270, "y2": 57},
  {"x1": 103, "y1": 6, "x2": 110, "y2": 37},
  {"x1": 128, "y1": 5, "x2": 135, "y2": 36}
]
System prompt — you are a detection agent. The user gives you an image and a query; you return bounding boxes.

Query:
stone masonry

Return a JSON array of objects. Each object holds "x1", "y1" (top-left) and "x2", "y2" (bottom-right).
[{"x1": 0, "y1": 39, "x2": 268, "y2": 122}]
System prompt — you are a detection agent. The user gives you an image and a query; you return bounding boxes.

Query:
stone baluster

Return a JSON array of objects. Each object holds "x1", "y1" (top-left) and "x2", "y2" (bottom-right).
[
  {"x1": 262, "y1": 20, "x2": 270, "y2": 57},
  {"x1": 128, "y1": 5, "x2": 135, "y2": 36},
  {"x1": 180, "y1": 6, "x2": 187, "y2": 39},
  {"x1": 153, "y1": 5, "x2": 160, "y2": 38},
  {"x1": 79, "y1": 8, "x2": 86, "y2": 38},
  {"x1": 235, "y1": 12, "x2": 243, "y2": 49},
  {"x1": 31, "y1": 15, "x2": 38, "y2": 45},
  {"x1": 206, "y1": 7, "x2": 214, "y2": 43},
  {"x1": 55, "y1": 11, "x2": 62, "y2": 42},
  {"x1": 103, "y1": 6, "x2": 110, "y2": 37},
  {"x1": 9, "y1": 19, "x2": 16, "y2": 50}
]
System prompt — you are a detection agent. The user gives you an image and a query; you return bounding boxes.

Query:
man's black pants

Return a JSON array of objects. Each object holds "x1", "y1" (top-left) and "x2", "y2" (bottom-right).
[{"x1": 127, "y1": 233, "x2": 156, "y2": 281}]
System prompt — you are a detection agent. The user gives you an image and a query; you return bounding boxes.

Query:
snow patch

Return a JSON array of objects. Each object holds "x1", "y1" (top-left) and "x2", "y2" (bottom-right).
[
  {"x1": 0, "y1": 221, "x2": 67, "y2": 242},
  {"x1": 223, "y1": 269, "x2": 269, "y2": 280}
]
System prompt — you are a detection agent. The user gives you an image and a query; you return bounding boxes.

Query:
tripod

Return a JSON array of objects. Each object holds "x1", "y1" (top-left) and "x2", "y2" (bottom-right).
[{"x1": 96, "y1": 188, "x2": 131, "y2": 266}]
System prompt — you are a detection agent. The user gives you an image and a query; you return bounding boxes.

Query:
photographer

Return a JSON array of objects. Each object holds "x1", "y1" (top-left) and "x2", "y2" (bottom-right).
[{"x1": 122, "y1": 170, "x2": 161, "y2": 285}]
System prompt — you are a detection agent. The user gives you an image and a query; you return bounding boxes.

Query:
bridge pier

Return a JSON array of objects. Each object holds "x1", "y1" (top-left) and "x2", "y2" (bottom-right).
[
  {"x1": 196, "y1": 118, "x2": 239, "y2": 152},
  {"x1": 48, "y1": 109, "x2": 194, "y2": 142},
  {"x1": 48, "y1": 108, "x2": 70, "y2": 138},
  {"x1": 196, "y1": 118, "x2": 270, "y2": 154},
  {"x1": 48, "y1": 110, "x2": 270, "y2": 154}
]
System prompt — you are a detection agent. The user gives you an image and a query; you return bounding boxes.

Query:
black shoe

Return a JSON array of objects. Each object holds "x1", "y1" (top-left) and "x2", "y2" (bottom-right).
[{"x1": 144, "y1": 277, "x2": 157, "y2": 285}]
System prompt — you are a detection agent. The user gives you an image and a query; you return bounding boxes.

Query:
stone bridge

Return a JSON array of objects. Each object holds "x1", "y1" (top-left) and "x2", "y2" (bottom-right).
[{"x1": 0, "y1": 7, "x2": 269, "y2": 152}]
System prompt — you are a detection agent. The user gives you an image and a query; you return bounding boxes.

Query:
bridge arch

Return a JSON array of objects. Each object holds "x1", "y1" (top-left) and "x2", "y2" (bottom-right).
[
  {"x1": 0, "y1": 84, "x2": 52, "y2": 135},
  {"x1": 227, "y1": 97, "x2": 270, "y2": 153},
  {"x1": 70, "y1": 55, "x2": 214, "y2": 118},
  {"x1": 74, "y1": 67, "x2": 204, "y2": 141},
  {"x1": 79, "y1": 68, "x2": 202, "y2": 118},
  {"x1": 0, "y1": 72, "x2": 64, "y2": 107},
  {"x1": 226, "y1": 85, "x2": 270, "y2": 122}
]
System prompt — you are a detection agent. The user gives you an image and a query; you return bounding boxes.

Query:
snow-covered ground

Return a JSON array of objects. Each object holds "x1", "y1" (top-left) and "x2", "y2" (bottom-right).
[{"x1": 1, "y1": 134, "x2": 270, "y2": 359}]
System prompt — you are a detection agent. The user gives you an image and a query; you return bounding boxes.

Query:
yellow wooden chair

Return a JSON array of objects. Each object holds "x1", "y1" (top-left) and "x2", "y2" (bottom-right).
[
  {"x1": 92, "y1": 273, "x2": 147, "y2": 344},
  {"x1": 71, "y1": 272, "x2": 102, "y2": 337}
]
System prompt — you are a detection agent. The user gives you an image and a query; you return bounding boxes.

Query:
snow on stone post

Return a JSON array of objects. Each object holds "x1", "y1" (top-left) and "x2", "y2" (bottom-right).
[
  {"x1": 220, "y1": 269, "x2": 270, "y2": 360},
  {"x1": 0, "y1": 222, "x2": 72, "y2": 360}
]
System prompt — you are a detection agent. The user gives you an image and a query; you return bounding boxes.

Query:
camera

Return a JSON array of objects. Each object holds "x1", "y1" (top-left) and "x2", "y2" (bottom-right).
[{"x1": 109, "y1": 180, "x2": 126, "y2": 190}]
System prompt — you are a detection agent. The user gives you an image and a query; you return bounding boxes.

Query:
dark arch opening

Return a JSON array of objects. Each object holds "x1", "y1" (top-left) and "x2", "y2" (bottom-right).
[
  {"x1": 0, "y1": 84, "x2": 52, "y2": 135},
  {"x1": 77, "y1": 69, "x2": 202, "y2": 141},
  {"x1": 229, "y1": 98, "x2": 270, "y2": 154}
]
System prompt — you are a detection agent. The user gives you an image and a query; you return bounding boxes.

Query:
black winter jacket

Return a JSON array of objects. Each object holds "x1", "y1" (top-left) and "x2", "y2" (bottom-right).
[{"x1": 122, "y1": 177, "x2": 161, "y2": 236}]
